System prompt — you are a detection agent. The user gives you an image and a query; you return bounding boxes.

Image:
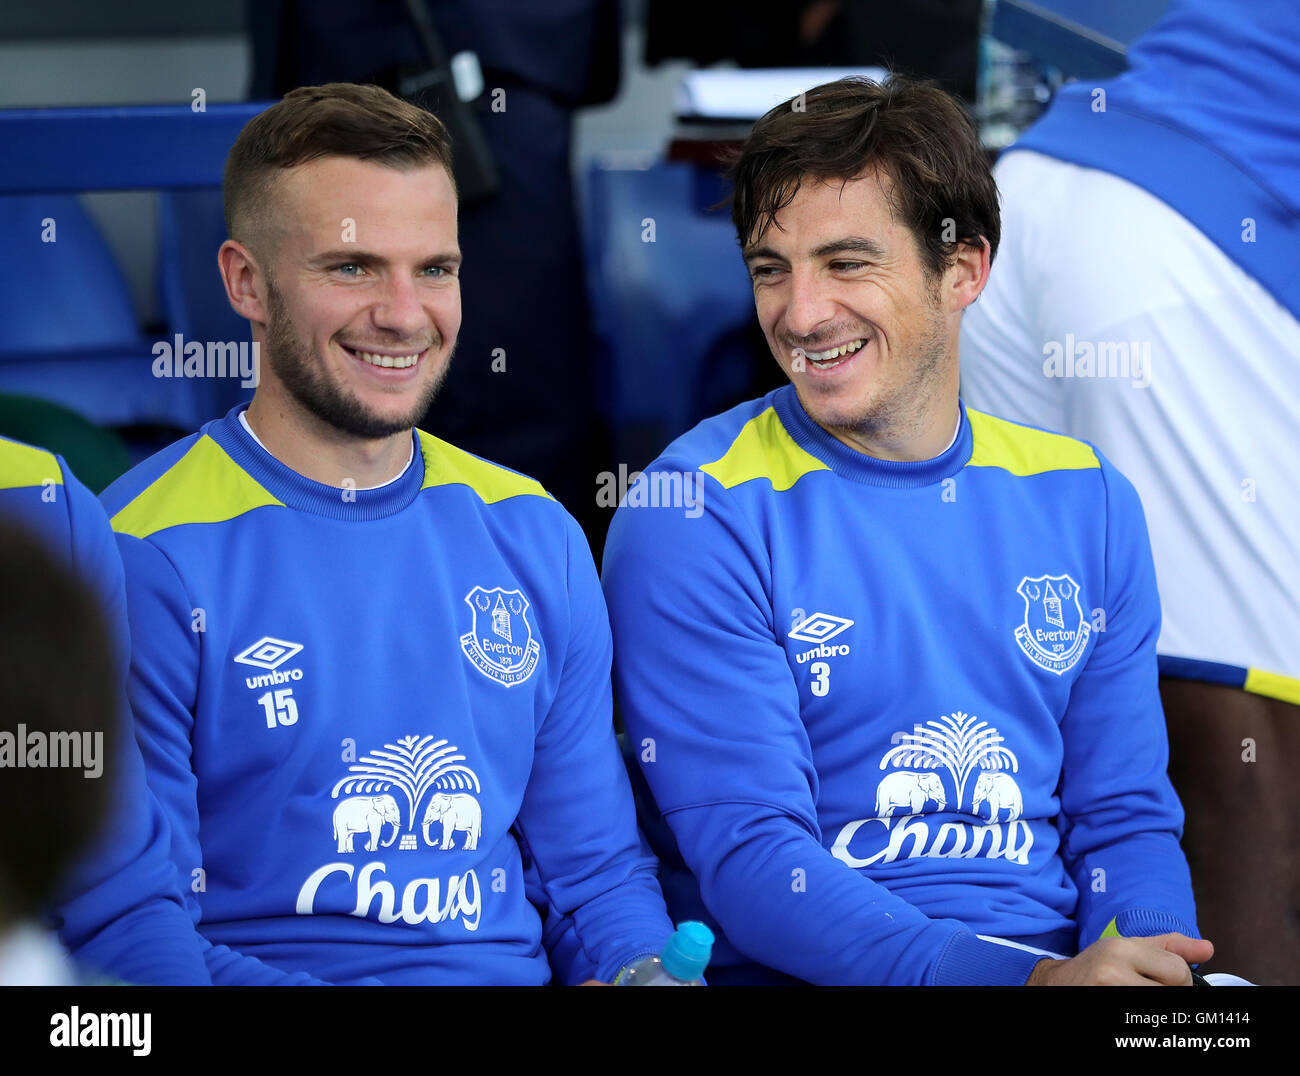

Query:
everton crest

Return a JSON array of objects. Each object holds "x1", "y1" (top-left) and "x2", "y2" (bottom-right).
[
  {"x1": 460, "y1": 586, "x2": 540, "y2": 687},
  {"x1": 1014, "y1": 573, "x2": 1090, "y2": 675}
]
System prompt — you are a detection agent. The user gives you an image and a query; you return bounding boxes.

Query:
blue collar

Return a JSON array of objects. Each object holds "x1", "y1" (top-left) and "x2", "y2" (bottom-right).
[
  {"x1": 206, "y1": 405, "x2": 426, "y2": 520},
  {"x1": 772, "y1": 386, "x2": 971, "y2": 489}
]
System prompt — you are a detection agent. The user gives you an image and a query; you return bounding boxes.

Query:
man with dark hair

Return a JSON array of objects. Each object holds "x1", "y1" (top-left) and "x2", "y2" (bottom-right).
[
  {"x1": 603, "y1": 76, "x2": 1212, "y2": 985},
  {"x1": 103, "y1": 82, "x2": 671, "y2": 984},
  {"x1": 0, "y1": 439, "x2": 209, "y2": 984}
]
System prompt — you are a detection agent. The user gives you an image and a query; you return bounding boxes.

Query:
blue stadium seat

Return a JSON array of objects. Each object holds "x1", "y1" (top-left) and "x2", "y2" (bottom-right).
[
  {"x1": 157, "y1": 188, "x2": 256, "y2": 424},
  {"x1": 0, "y1": 101, "x2": 272, "y2": 433},
  {"x1": 0, "y1": 194, "x2": 139, "y2": 355},
  {"x1": 0, "y1": 194, "x2": 203, "y2": 430}
]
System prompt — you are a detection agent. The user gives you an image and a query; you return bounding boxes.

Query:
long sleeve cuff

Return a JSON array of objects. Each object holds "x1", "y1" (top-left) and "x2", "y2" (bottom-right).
[
  {"x1": 1106, "y1": 908, "x2": 1199, "y2": 941},
  {"x1": 931, "y1": 931, "x2": 1050, "y2": 985}
]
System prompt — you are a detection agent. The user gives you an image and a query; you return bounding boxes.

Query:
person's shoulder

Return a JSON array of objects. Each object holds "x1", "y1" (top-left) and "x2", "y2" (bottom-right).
[
  {"x1": 646, "y1": 389, "x2": 803, "y2": 481},
  {"x1": 416, "y1": 430, "x2": 556, "y2": 509},
  {"x1": 963, "y1": 405, "x2": 1102, "y2": 478},
  {"x1": 963, "y1": 405, "x2": 1146, "y2": 527},
  {"x1": 101, "y1": 422, "x2": 269, "y2": 542},
  {"x1": 416, "y1": 432, "x2": 592, "y2": 580},
  {"x1": 0, "y1": 434, "x2": 63, "y2": 490},
  {"x1": 0, "y1": 436, "x2": 102, "y2": 538},
  {"x1": 605, "y1": 391, "x2": 798, "y2": 561},
  {"x1": 0, "y1": 437, "x2": 78, "y2": 553}
]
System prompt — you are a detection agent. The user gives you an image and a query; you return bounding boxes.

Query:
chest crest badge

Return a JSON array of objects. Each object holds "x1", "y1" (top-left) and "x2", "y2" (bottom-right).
[
  {"x1": 1014, "y1": 574, "x2": 1091, "y2": 674},
  {"x1": 460, "y1": 586, "x2": 540, "y2": 687}
]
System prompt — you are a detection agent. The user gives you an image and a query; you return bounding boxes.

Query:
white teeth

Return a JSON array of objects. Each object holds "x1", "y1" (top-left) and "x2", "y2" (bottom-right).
[
  {"x1": 355, "y1": 350, "x2": 420, "y2": 369},
  {"x1": 804, "y1": 338, "x2": 866, "y2": 363}
]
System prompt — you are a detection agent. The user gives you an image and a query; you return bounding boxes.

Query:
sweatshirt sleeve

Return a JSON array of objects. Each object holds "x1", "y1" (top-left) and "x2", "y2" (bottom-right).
[
  {"x1": 511, "y1": 514, "x2": 674, "y2": 985},
  {"x1": 44, "y1": 465, "x2": 211, "y2": 985},
  {"x1": 1056, "y1": 456, "x2": 1199, "y2": 947},
  {"x1": 113, "y1": 528, "x2": 336, "y2": 985},
  {"x1": 601, "y1": 467, "x2": 1043, "y2": 985}
]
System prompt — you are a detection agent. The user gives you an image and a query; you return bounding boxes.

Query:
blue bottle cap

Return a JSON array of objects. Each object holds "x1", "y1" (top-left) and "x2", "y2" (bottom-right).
[{"x1": 660, "y1": 921, "x2": 715, "y2": 982}]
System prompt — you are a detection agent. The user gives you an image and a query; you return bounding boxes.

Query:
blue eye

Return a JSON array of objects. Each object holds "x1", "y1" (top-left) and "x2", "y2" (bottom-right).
[{"x1": 334, "y1": 263, "x2": 363, "y2": 276}]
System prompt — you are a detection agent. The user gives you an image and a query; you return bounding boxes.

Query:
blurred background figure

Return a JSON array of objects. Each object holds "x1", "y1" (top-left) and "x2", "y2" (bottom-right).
[
  {"x1": 960, "y1": 0, "x2": 1300, "y2": 984},
  {"x1": 0, "y1": 519, "x2": 117, "y2": 984},
  {"x1": 645, "y1": 0, "x2": 981, "y2": 100},
  {"x1": 0, "y1": 440, "x2": 211, "y2": 984}
]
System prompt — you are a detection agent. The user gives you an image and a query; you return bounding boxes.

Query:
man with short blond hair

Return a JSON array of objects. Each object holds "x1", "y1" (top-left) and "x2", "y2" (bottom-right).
[{"x1": 104, "y1": 82, "x2": 671, "y2": 984}]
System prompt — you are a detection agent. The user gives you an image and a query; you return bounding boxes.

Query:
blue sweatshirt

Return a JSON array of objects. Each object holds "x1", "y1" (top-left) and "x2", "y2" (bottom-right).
[
  {"x1": 1012, "y1": 0, "x2": 1300, "y2": 322},
  {"x1": 602, "y1": 388, "x2": 1198, "y2": 985},
  {"x1": 0, "y1": 436, "x2": 210, "y2": 985},
  {"x1": 100, "y1": 406, "x2": 672, "y2": 985}
]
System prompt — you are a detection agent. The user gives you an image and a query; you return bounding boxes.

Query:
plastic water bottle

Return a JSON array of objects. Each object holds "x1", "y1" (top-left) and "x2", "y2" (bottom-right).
[{"x1": 615, "y1": 921, "x2": 714, "y2": 986}]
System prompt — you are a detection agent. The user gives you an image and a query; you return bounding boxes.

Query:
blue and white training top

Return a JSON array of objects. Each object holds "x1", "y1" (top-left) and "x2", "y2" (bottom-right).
[
  {"x1": 602, "y1": 387, "x2": 1199, "y2": 985},
  {"x1": 1013, "y1": 0, "x2": 1300, "y2": 324},
  {"x1": 0, "y1": 436, "x2": 210, "y2": 985},
  {"x1": 100, "y1": 406, "x2": 672, "y2": 985}
]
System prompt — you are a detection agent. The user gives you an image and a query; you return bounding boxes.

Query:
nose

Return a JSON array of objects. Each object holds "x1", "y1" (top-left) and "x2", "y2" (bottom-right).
[
  {"x1": 782, "y1": 266, "x2": 837, "y2": 342},
  {"x1": 370, "y1": 274, "x2": 431, "y2": 342}
]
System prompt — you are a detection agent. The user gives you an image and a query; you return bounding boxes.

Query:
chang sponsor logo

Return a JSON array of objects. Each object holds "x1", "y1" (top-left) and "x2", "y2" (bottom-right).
[
  {"x1": 830, "y1": 711, "x2": 1033, "y2": 868},
  {"x1": 296, "y1": 733, "x2": 486, "y2": 932}
]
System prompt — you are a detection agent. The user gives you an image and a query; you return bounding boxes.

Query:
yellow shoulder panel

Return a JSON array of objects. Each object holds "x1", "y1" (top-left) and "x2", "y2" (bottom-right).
[
  {"x1": 700, "y1": 407, "x2": 830, "y2": 491},
  {"x1": 417, "y1": 430, "x2": 552, "y2": 504},
  {"x1": 111, "y1": 436, "x2": 283, "y2": 538},
  {"x1": 0, "y1": 439, "x2": 63, "y2": 491},
  {"x1": 965, "y1": 408, "x2": 1099, "y2": 476}
]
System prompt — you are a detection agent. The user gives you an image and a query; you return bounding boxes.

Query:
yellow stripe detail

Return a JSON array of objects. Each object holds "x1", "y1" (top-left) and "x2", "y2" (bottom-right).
[
  {"x1": 965, "y1": 409, "x2": 1099, "y2": 476},
  {"x1": 111, "y1": 436, "x2": 283, "y2": 538},
  {"x1": 417, "y1": 430, "x2": 551, "y2": 504},
  {"x1": 1243, "y1": 667, "x2": 1300, "y2": 706},
  {"x1": 0, "y1": 440, "x2": 64, "y2": 490},
  {"x1": 700, "y1": 407, "x2": 830, "y2": 491},
  {"x1": 1100, "y1": 918, "x2": 1122, "y2": 939}
]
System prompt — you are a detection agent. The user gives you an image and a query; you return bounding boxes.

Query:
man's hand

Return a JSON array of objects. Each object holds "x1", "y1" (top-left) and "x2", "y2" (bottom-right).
[{"x1": 1026, "y1": 933, "x2": 1214, "y2": 985}]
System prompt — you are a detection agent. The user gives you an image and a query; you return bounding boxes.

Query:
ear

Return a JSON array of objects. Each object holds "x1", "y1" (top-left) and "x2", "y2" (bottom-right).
[
  {"x1": 945, "y1": 236, "x2": 991, "y2": 314},
  {"x1": 218, "y1": 239, "x2": 270, "y2": 325}
]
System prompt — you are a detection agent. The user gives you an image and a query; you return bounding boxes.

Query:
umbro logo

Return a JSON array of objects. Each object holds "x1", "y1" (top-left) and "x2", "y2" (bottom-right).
[
  {"x1": 233, "y1": 636, "x2": 304, "y2": 670},
  {"x1": 789, "y1": 613, "x2": 854, "y2": 643}
]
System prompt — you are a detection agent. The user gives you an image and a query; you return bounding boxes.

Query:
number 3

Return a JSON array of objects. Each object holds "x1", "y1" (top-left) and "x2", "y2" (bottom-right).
[{"x1": 810, "y1": 662, "x2": 830, "y2": 697}]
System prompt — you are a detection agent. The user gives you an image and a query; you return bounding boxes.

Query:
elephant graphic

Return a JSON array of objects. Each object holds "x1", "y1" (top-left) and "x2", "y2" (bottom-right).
[
  {"x1": 422, "y1": 792, "x2": 481, "y2": 850},
  {"x1": 874, "y1": 771, "x2": 946, "y2": 818},
  {"x1": 333, "y1": 794, "x2": 401, "y2": 853},
  {"x1": 972, "y1": 771, "x2": 1023, "y2": 822}
]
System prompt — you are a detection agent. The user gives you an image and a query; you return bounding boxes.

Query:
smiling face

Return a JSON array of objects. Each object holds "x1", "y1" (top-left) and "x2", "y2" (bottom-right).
[
  {"x1": 743, "y1": 167, "x2": 973, "y2": 458},
  {"x1": 252, "y1": 156, "x2": 461, "y2": 440}
]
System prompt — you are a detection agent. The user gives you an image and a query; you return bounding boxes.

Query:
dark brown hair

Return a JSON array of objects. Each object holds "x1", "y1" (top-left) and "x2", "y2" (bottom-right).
[
  {"x1": 223, "y1": 82, "x2": 455, "y2": 256},
  {"x1": 728, "y1": 75, "x2": 999, "y2": 278}
]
